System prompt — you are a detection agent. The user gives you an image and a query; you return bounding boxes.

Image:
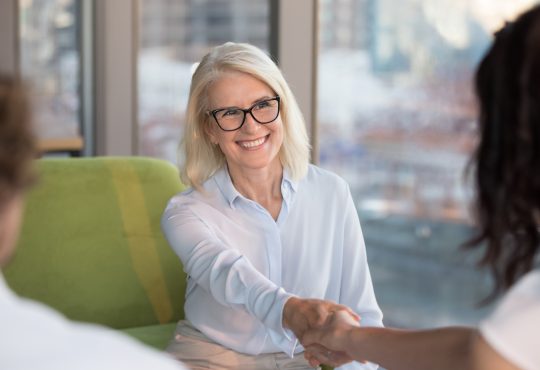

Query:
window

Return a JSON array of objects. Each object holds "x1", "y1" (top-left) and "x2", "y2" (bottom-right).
[
  {"x1": 318, "y1": 0, "x2": 539, "y2": 327},
  {"x1": 19, "y1": 0, "x2": 83, "y2": 155},
  {"x1": 138, "y1": 0, "x2": 271, "y2": 163}
]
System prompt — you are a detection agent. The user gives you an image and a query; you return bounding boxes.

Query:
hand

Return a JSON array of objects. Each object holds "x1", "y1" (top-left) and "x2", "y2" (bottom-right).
[
  {"x1": 302, "y1": 310, "x2": 365, "y2": 364},
  {"x1": 282, "y1": 297, "x2": 359, "y2": 342},
  {"x1": 304, "y1": 343, "x2": 353, "y2": 368}
]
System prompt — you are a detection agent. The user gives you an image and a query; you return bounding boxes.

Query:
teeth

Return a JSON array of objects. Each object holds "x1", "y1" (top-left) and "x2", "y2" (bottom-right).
[{"x1": 240, "y1": 137, "x2": 266, "y2": 148}]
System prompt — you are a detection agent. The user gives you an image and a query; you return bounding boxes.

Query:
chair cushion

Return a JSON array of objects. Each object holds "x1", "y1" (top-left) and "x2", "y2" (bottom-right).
[{"x1": 4, "y1": 157, "x2": 186, "y2": 329}]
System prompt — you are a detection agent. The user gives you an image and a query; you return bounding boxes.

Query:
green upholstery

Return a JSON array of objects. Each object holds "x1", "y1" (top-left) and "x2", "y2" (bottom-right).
[
  {"x1": 4, "y1": 157, "x2": 186, "y2": 349},
  {"x1": 121, "y1": 323, "x2": 179, "y2": 349}
]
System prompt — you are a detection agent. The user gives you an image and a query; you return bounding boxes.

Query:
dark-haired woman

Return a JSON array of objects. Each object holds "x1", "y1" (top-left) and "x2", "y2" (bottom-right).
[{"x1": 302, "y1": 4, "x2": 540, "y2": 370}]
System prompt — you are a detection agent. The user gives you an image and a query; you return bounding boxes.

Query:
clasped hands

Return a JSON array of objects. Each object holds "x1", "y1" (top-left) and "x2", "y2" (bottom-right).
[{"x1": 282, "y1": 297, "x2": 363, "y2": 368}]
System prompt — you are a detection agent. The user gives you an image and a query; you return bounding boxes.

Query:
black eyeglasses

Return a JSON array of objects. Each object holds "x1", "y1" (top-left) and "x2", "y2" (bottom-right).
[{"x1": 208, "y1": 96, "x2": 281, "y2": 131}]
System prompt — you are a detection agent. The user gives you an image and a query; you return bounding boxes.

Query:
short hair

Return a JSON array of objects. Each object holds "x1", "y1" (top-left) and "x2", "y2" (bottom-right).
[
  {"x1": 466, "y1": 4, "x2": 540, "y2": 297},
  {"x1": 0, "y1": 75, "x2": 36, "y2": 205},
  {"x1": 179, "y1": 42, "x2": 310, "y2": 189}
]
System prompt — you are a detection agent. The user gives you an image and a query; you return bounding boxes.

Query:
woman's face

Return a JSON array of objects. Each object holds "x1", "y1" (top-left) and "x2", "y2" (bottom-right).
[{"x1": 206, "y1": 71, "x2": 284, "y2": 175}]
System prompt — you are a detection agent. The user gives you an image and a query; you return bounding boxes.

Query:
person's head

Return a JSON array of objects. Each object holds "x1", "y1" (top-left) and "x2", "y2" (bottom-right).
[
  {"x1": 180, "y1": 42, "x2": 310, "y2": 189},
  {"x1": 0, "y1": 75, "x2": 36, "y2": 267},
  {"x1": 469, "y1": 5, "x2": 540, "y2": 295}
]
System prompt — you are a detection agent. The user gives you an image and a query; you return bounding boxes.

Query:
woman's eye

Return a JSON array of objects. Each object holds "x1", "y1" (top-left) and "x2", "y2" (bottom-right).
[
  {"x1": 254, "y1": 101, "x2": 270, "y2": 110},
  {"x1": 221, "y1": 109, "x2": 241, "y2": 117}
]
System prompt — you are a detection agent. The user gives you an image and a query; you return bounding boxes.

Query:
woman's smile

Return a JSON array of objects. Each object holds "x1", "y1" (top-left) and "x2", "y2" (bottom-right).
[{"x1": 237, "y1": 134, "x2": 269, "y2": 150}]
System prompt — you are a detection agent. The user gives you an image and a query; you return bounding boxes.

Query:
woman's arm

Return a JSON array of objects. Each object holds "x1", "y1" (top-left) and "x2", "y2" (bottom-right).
[
  {"x1": 162, "y1": 200, "x2": 351, "y2": 349},
  {"x1": 304, "y1": 315, "x2": 476, "y2": 370},
  {"x1": 162, "y1": 203, "x2": 290, "y2": 335},
  {"x1": 471, "y1": 332, "x2": 521, "y2": 370},
  {"x1": 305, "y1": 315, "x2": 522, "y2": 370},
  {"x1": 346, "y1": 326, "x2": 475, "y2": 370}
]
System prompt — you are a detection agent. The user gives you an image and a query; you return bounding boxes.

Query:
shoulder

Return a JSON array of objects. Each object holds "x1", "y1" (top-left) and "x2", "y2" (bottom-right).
[
  {"x1": 482, "y1": 270, "x2": 540, "y2": 324},
  {"x1": 512, "y1": 269, "x2": 540, "y2": 293},
  {"x1": 0, "y1": 290, "x2": 70, "y2": 334},
  {"x1": 0, "y1": 294, "x2": 183, "y2": 370},
  {"x1": 162, "y1": 175, "x2": 229, "y2": 231},
  {"x1": 301, "y1": 164, "x2": 351, "y2": 197},
  {"x1": 163, "y1": 177, "x2": 221, "y2": 215},
  {"x1": 164, "y1": 187, "x2": 198, "y2": 210},
  {"x1": 488, "y1": 270, "x2": 540, "y2": 317},
  {"x1": 479, "y1": 270, "x2": 540, "y2": 370}
]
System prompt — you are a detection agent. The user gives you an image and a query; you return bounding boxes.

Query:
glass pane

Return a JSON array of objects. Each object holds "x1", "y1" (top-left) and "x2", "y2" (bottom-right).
[
  {"x1": 318, "y1": 0, "x2": 539, "y2": 328},
  {"x1": 138, "y1": 0, "x2": 270, "y2": 163},
  {"x1": 19, "y1": 0, "x2": 82, "y2": 153}
]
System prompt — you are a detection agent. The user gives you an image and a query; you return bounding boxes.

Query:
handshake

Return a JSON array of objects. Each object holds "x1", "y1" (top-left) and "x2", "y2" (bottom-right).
[{"x1": 282, "y1": 297, "x2": 365, "y2": 368}]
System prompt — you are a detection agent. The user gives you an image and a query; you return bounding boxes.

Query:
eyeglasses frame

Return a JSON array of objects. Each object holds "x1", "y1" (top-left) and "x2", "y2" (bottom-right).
[{"x1": 208, "y1": 95, "x2": 281, "y2": 132}]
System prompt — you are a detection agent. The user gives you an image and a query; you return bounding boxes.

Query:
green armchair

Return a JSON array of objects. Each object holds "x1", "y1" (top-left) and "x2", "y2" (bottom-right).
[{"x1": 4, "y1": 157, "x2": 186, "y2": 350}]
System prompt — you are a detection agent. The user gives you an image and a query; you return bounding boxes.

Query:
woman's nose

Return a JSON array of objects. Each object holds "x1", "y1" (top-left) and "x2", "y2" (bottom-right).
[{"x1": 241, "y1": 112, "x2": 260, "y2": 133}]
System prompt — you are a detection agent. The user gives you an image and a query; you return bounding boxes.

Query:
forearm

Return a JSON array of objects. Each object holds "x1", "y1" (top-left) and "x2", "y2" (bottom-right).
[
  {"x1": 163, "y1": 208, "x2": 292, "y2": 334},
  {"x1": 348, "y1": 326, "x2": 476, "y2": 370}
]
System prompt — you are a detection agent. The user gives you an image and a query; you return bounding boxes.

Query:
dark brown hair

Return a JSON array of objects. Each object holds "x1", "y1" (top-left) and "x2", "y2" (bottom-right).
[
  {"x1": 467, "y1": 5, "x2": 540, "y2": 297},
  {"x1": 0, "y1": 75, "x2": 36, "y2": 205}
]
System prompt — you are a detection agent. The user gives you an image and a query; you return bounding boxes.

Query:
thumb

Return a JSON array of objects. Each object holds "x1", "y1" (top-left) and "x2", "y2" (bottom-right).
[{"x1": 335, "y1": 310, "x2": 361, "y2": 326}]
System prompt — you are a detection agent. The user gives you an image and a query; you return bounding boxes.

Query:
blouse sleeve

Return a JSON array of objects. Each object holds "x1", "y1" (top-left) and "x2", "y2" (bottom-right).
[{"x1": 161, "y1": 199, "x2": 296, "y2": 353}]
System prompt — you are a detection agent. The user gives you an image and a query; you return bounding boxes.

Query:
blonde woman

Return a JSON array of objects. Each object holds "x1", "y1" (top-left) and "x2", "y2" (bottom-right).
[{"x1": 162, "y1": 42, "x2": 383, "y2": 370}]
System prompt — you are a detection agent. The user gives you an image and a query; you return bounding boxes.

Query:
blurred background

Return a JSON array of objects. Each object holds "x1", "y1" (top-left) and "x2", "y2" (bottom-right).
[{"x1": 3, "y1": 0, "x2": 539, "y2": 329}]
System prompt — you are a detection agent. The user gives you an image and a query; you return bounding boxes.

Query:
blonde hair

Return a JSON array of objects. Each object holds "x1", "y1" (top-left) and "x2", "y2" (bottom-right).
[{"x1": 179, "y1": 42, "x2": 310, "y2": 190}]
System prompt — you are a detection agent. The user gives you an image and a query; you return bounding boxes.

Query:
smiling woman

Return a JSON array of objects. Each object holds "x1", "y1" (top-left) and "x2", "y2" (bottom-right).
[
  {"x1": 205, "y1": 71, "x2": 285, "y2": 199},
  {"x1": 160, "y1": 42, "x2": 383, "y2": 370}
]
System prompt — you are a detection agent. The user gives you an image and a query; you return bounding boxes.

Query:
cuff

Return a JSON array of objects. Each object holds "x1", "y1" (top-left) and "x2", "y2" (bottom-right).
[{"x1": 267, "y1": 291, "x2": 298, "y2": 357}]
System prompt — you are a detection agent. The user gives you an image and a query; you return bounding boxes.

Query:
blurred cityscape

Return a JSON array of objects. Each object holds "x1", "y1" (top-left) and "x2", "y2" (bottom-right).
[{"x1": 18, "y1": 0, "x2": 539, "y2": 329}]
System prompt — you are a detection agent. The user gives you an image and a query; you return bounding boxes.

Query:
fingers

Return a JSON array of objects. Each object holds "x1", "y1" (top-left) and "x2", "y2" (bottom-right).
[
  {"x1": 304, "y1": 344, "x2": 353, "y2": 367},
  {"x1": 302, "y1": 310, "x2": 361, "y2": 356},
  {"x1": 303, "y1": 350, "x2": 321, "y2": 368},
  {"x1": 284, "y1": 300, "x2": 360, "y2": 367},
  {"x1": 302, "y1": 326, "x2": 323, "y2": 347},
  {"x1": 283, "y1": 296, "x2": 361, "y2": 356},
  {"x1": 283, "y1": 297, "x2": 350, "y2": 341}
]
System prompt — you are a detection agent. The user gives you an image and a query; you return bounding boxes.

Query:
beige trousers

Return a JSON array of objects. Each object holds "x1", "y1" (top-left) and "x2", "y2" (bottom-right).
[{"x1": 166, "y1": 320, "x2": 318, "y2": 370}]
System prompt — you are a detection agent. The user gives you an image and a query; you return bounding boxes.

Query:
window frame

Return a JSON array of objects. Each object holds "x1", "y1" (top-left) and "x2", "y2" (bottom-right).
[
  {"x1": 1, "y1": 0, "x2": 95, "y2": 156},
  {"x1": 0, "y1": 0, "x2": 320, "y2": 158}
]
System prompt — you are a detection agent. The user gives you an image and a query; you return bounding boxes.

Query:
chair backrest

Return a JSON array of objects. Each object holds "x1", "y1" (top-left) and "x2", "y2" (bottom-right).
[{"x1": 4, "y1": 157, "x2": 187, "y2": 329}]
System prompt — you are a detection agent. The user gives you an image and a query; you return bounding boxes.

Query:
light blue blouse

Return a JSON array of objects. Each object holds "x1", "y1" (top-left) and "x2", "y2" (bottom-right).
[{"x1": 162, "y1": 164, "x2": 383, "y2": 369}]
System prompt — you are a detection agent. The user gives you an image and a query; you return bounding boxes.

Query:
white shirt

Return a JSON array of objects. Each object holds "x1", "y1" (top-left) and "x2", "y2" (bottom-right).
[
  {"x1": 0, "y1": 273, "x2": 186, "y2": 370},
  {"x1": 162, "y1": 164, "x2": 383, "y2": 370},
  {"x1": 480, "y1": 270, "x2": 540, "y2": 370}
]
